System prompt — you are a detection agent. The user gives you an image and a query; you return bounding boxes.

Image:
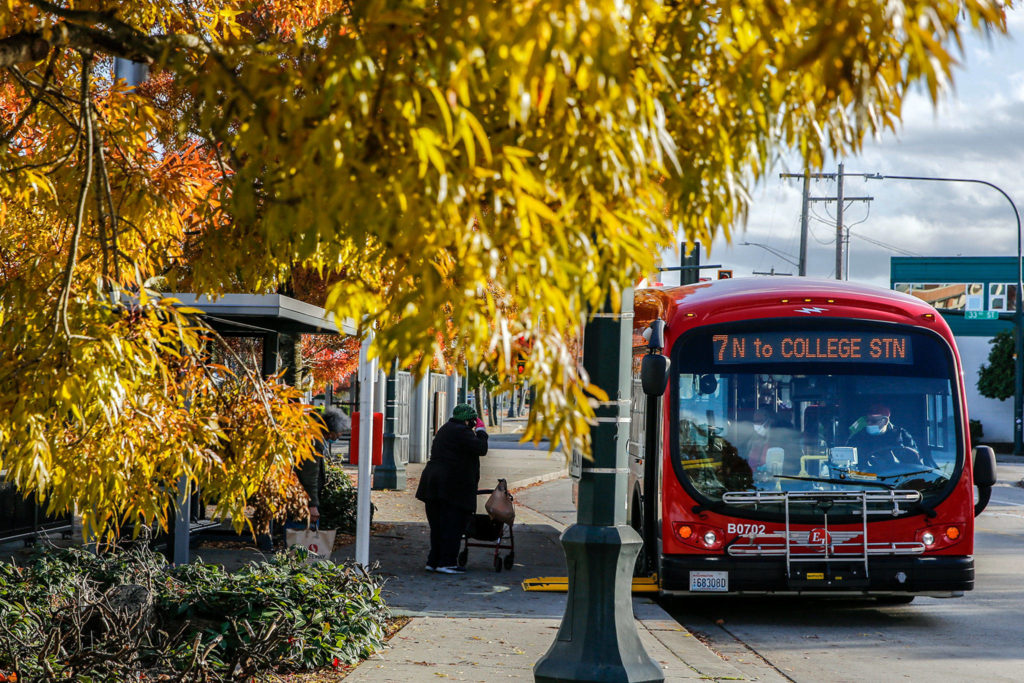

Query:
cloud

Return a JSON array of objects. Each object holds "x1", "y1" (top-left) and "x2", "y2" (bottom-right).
[{"x1": 704, "y1": 9, "x2": 1024, "y2": 289}]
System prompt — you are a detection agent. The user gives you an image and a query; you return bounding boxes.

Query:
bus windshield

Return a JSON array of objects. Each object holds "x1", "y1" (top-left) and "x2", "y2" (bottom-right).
[{"x1": 671, "y1": 323, "x2": 961, "y2": 517}]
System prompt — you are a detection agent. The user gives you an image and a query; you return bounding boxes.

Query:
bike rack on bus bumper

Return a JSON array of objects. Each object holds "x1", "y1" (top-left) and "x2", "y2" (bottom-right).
[{"x1": 721, "y1": 490, "x2": 925, "y2": 588}]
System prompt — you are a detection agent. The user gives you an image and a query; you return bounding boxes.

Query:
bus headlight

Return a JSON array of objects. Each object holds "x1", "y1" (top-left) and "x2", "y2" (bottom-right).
[
  {"x1": 672, "y1": 523, "x2": 725, "y2": 551},
  {"x1": 916, "y1": 525, "x2": 963, "y2": 550}
]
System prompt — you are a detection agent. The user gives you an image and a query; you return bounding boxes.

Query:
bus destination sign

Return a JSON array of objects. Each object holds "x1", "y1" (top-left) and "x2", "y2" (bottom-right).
[{"x1": 712, "y1": 332, "x2": 913, "y2": 365}]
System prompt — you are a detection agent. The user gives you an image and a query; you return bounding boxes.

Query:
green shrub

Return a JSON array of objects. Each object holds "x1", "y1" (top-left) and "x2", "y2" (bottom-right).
[
  {"x1": 0, "y1": 544, "x2": 389, "y2": 681},
  {"x1": 969, "y1": 419, "x2": 984, "y2": 441}
]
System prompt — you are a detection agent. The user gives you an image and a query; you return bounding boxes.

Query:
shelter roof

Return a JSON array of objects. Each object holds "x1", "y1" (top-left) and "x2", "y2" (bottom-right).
[{"x1": 166, "y1": 293, "x2": 357, "y2": 336}]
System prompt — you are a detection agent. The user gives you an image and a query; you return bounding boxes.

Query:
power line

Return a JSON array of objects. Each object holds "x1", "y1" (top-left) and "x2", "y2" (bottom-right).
[{"x1": 848, "y1": 231, "x2": 921, "y2": 256}]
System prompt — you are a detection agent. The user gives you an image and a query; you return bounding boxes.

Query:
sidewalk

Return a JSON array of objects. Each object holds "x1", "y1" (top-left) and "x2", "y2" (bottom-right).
[{"x1": 334, "y1": 437, "x2": 759, "y2": 682}]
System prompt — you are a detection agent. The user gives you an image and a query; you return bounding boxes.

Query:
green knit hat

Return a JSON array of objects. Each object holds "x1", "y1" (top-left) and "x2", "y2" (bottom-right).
[{"x1": 452, "y1": 403, "x2": 477, "y2": 421}]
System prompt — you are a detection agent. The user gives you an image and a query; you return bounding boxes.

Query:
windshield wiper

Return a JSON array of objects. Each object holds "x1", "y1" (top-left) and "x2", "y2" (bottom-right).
[
  {"x1": 876, "y1": 469, "x2": 935, "y2": 480},
  {"x1": 773, "y1": 474, "x2": 894, "y2": 490}
]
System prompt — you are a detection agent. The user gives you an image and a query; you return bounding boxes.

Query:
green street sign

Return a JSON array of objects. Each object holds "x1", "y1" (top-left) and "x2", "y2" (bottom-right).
[{"x1": 965, "y1": 310, "x2": 999, "y2": 320}]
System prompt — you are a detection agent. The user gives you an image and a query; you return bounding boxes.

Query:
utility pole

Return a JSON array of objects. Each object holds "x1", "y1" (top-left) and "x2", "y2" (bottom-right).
[
  {"x1": 835, "y1": 162, "x2": 845, "y2": 280},
  {"x1": 781, "y1": 165, "x2": 873, "y2": 279},
  {"x1": 799, "y1": 172, "x2": 810, "y2": 276}
]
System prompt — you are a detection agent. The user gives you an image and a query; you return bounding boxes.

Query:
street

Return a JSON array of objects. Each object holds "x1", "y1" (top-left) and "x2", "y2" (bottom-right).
[
  {"x1": 662, "y1": 459, "x2": 1024, "y2": 682},
  {"x1": 516, "y1": 462, "x2": 1024, "y2": 681}
]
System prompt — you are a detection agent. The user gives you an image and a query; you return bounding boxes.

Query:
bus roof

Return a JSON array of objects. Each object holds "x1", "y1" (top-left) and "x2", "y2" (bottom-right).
[{"x1": 634, "y1": 277, "x2": 946, "y2": 334}]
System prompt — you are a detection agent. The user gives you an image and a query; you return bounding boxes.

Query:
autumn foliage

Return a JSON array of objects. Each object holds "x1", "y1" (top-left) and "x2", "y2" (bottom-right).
[{"x1": 0, "y1": 0, "x2": 1010, "y2": 534}]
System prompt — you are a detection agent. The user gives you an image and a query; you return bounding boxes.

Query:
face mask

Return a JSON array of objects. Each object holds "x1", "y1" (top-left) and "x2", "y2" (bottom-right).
[
  {"x1": 866, "y1": 425, "x2": 881, "y2": 435},
  {"x1": 753, "y1": 424, "x2": 767, "y2": 436}
]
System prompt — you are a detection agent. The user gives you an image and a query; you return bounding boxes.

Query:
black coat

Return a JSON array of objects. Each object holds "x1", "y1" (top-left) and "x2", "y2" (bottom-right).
[
  {"x1": 415, "y1": 419, "x2": 488, "y2": 512},
  {"x1": 296, "y1": 439, "x2": 328, "y2": 508},
  {"x1": 848, "y1": 425, "x2": 917, "y2": 460}
]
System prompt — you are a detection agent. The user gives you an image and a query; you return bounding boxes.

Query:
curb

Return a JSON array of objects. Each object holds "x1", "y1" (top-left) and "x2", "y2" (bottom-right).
[
  {"x1": 509, "y1": 469, "x2": 569, "y2": 491},
  {"x1": 633, "y1": 599, "x2": 748, "y2": 680}
]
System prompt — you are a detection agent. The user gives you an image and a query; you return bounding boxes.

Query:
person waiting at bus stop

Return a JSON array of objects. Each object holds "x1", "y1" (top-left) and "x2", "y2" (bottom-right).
[
  {"x1": 415, "y1": 403, "x2": 488, "y2": 574},
  {"x1": 847, "y1": 403, "x2": 922, "y2": 468}
]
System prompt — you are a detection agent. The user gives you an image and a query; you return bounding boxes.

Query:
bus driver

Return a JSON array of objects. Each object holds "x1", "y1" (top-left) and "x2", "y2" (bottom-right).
[{"x1": 847, "y1": 403, "x2": 921, "y2": 468}]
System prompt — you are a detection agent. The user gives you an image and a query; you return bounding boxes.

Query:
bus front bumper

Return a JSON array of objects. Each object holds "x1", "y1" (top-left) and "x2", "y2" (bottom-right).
[{"x1": 661, "y1": 554, "x2": 973, "y2": 595}]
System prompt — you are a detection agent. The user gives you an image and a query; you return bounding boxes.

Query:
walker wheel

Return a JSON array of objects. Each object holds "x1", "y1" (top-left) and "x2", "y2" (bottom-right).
[
  {"x1": 457, "y1": 549, "x2": 468, "y2": 567},
  {"x1": 494, "y1": 555, "x2": 503, "y2": 573},
  {"x1": 503, "y1": 553, "x2": 515, "y2": 570}
]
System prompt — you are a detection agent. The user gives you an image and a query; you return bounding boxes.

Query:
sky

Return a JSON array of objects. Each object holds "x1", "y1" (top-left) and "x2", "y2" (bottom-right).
[{"x1": 663, "y1": 8, "x2": 1024, "y2": 288}]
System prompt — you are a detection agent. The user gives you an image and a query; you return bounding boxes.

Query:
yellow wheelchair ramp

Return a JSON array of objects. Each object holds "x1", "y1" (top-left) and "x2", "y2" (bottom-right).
[{"x1": 522, "y1": 575, "x2": 659, "y2": 593}]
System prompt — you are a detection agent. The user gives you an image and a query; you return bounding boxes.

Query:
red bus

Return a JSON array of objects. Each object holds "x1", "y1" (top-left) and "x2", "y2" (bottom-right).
[{"x1": 629, "y1": 278, "x2": 997, "y2": 600}]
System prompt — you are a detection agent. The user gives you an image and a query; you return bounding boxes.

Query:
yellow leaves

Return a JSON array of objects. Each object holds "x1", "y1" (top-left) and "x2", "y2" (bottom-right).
[
  {"x1": 575, "y1": 63, "x2": 591, "y2": 91},
  {"x1": 0, "y1": 0, "x2": 1009, "y2": 521},
  {"x1": 0, "y1": 285, "x2": 323, "y2": 541},
  {"x1": 411, "y1": 127, "x2": 446, "y2": 179},
  {"x1": 196, "y1": 7, "x2": 250, "y2": 42},
  {"x1": 428, "y1": 85, "x2": 454, "y2": 140}
]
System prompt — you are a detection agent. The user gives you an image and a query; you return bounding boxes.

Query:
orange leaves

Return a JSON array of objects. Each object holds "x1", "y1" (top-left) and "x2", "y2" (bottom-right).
[{"x1": 302, "y1": 334, "x2": 360, "y2": 390}]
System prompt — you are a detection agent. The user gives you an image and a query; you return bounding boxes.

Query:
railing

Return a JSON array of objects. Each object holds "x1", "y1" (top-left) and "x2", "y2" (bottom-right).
[{"x1": 0, "y1": 473, "x2": 73, "y2": 544}]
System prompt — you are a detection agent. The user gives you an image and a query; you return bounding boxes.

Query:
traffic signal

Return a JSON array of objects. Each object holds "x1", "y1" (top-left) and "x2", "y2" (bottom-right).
[
  {"x1": 717, "y1": 269, "x2": 733, "y2": 280},
  {"x1": 680, "y1": 243, "x2": 701, "y2": 285},
  {"x1": 515, "y1": 355, "x2": 527, "y2": 375}
]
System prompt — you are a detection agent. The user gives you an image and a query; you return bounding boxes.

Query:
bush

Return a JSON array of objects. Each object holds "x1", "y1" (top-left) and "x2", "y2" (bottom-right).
[
  {"x1": 978, "y1": 331, "x2": 1014, "y2": 401},
  {"x1": 970, "y1": 419, "x2": 984, "y2": 441},
  {"x1": 0, "y1": 544, "x2": 389, "y2": 681},
  {"x1": 319, "y1": 461, "x2": 369, "y2": 533}
]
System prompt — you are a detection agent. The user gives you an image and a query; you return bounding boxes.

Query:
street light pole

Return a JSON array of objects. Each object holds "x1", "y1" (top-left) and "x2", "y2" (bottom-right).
[
  {"x1": 534, "y1": 288, "x2": 663, "y2": 683},
  {"x1": 868, "y1": 173, "x2": 1024, "y2": 455}
]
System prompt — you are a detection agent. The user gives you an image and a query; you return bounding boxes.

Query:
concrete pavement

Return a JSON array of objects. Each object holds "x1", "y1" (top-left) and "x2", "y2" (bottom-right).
[{"x1": 336, "y1": 435, "x2": 762, "y2": 682}]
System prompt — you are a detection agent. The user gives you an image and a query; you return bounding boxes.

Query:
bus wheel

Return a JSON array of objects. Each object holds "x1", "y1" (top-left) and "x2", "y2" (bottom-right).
[{"x1": 876, "y1": 595, "x2": 915, "y2": 605}]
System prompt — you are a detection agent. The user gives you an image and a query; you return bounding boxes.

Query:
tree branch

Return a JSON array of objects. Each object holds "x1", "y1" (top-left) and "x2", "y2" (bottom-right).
[
  {"x1": 0, "y1": 20, "x2": 213, "y2": 70},
  {"x1": 53, "y1": 52, "x2": 94, "y2": 341}
]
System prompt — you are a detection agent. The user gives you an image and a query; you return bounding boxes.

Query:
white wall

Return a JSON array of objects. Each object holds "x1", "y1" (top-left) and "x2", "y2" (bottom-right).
[{"x1": 956, "y1": 336, "x2": 1013, "y2": 443}]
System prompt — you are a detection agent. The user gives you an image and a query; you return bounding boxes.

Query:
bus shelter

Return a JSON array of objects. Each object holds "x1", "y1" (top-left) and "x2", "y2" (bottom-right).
[{"x1": 163, "y1": 293, "x2": 358, "y2": 564}]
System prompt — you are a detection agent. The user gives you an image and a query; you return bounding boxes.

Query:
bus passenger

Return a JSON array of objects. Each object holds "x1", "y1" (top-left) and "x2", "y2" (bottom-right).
[{"x1": 742, "y1": 410, "x2": 799, "y2": 471}]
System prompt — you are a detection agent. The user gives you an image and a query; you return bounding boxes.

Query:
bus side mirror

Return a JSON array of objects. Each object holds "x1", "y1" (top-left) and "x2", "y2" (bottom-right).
[
  {"x1": 641, "y1": 353, "x2": 670, "y2": 397},
  {"x1": 973, "y1": 445, "x2": 997, "y2": 488},
  {"x1": 973, "y1": 445, "x2": 996, "y2": 517}
]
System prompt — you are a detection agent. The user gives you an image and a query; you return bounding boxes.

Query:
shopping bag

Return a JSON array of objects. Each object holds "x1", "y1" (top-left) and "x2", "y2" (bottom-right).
[
  {"x1": 484, "y1": 478, "x2": 515, "y2": 524},
  {"x1": 286, "y1": 523, "x2": 337, "y2": 561}
]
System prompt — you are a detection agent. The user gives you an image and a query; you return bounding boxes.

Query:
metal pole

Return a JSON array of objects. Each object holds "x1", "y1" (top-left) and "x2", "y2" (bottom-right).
[
  {"x1": 356, "y1": 333, "x2": 376, "y2": 567},
  {"x1": 835, "y1": 162, "x2": 845, "y2": 280},
  {"x1": 799, "y1": 171, "x2": 810, "y2": 276},
  {"x1": 534, "y1": 288, "x2": 663, "y2": 683},
  {"x1": 408, "y1": 376, "x2": 430, "y2": 463},
  {"x1": 868, "y1": 173, "x2": 1023, "y2": 454},
  {"x1": 172, "y1": 476, "x2": 190, "y2": 565}
]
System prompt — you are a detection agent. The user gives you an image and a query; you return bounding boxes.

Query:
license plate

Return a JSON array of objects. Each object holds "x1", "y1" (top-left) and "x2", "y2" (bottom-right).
[{"x1": 689, "y1": 571, "x2": 729, "y2": 592}]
